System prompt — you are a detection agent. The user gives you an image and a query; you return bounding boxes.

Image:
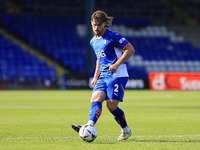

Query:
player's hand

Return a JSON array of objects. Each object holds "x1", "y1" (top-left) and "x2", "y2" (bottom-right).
[
  {"x1": 109, "y1": 64, "x2": 119, "y2": 73},
  {"x1": 91, "y1": 78, "x2": 98, "y2": 87}
]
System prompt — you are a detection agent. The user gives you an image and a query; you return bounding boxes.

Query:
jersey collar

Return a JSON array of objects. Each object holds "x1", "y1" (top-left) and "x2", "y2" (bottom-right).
[{"x1": 102, "y1": 28, "x2": 107, "y2": 37}]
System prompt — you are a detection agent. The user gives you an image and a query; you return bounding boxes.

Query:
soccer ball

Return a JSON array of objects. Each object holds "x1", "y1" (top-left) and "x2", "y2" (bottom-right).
[{"x1": 79, "y1": 124, "x2": 97, "y2": 142}]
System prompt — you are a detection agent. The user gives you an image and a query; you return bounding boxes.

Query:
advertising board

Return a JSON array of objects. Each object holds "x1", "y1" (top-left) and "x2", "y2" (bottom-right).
[{"x1": 149, "y1": 72, "x2": 200, "y2": 90}]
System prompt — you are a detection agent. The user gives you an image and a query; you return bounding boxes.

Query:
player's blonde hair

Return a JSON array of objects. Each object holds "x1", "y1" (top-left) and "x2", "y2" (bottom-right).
[{"x1": 91, "y1": 10, "x2": 113, "y2": 28}]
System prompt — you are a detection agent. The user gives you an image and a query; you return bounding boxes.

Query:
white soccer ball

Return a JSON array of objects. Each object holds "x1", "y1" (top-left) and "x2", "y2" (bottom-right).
[{"x1": 79, "y1": 124, "x2": 97, "y2": 142}]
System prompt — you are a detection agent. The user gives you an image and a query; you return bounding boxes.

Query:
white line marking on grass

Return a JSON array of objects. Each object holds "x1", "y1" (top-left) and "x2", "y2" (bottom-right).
[
  {"x1": 135, "y1": 135, "x2": 200, "y2": 138},
  {"x1": 1, "y1": 135, "x2": 200, "y2": 140},
  {"x1": 0, "y1": 137, "x2": 76, "y2": 140},
  {"x1": 0, "y1": 106, "x2": 79, "y2": 109}
]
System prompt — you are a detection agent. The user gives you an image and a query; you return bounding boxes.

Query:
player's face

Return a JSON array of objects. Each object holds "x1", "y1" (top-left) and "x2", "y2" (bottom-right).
[{"x1": 91, "y1": 19, "x2": 106, "y2": 37}]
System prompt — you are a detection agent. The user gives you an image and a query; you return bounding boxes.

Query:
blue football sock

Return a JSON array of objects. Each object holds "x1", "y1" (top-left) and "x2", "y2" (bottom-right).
[
  {"x1": 89, "y1": 101, "x2": 102, "y2": 125},
  {"x1": 111, "y1": 107, "x2": 127, "y2": 128}
]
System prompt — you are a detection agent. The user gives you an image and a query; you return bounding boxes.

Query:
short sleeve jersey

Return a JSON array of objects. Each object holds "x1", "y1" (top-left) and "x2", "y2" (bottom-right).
[{"x1": 90, "y1": 28, "x2": 130, "y2": 78}]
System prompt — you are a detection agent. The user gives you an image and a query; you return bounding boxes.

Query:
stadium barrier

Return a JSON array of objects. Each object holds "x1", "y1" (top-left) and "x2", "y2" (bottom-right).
[
  {"x1": 149, "y1": 72, "x2": 200, "y2": 90},
  {"x1": 0, "y1": 80, "x2": 55, "y2": 90},
  {"x1": 62, "y1": 73, "x2": 149, "y2": 89}
]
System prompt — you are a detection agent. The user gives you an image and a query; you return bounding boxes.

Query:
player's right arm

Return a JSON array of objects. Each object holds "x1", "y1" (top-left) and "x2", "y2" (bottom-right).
[{"x1": 91, "y1": 59, "x2": 100, "y2": 87}]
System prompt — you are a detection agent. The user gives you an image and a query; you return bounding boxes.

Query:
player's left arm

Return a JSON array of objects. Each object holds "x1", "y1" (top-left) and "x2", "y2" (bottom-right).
[{"x1": 109, "y1": 43, "x2": 135, "y2": 73}]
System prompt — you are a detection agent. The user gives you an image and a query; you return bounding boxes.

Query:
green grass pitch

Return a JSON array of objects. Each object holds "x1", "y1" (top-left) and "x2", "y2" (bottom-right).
[{"x1": 0, "y1": 90, "x2": 200, "y2": 150}]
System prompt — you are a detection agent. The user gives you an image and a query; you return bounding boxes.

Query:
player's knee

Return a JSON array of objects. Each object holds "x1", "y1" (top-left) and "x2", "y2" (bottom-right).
[
  {"x1": 90, "y1": 91, "x2": 106, "y2": 103},
  {"x1": 107, "y1": 101, "x2": 118, "y2": 112}
]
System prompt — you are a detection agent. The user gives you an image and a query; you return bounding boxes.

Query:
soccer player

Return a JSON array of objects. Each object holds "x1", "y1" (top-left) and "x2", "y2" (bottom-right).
[{"x1": 72, "y1": 10, "x2": 135, "y2": 140}]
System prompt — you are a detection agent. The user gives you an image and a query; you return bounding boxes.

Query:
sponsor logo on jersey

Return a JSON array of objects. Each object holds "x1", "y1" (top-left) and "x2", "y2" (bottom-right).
[{"x1": 119, "y1": 38, "x2": 125, "y2": 44}]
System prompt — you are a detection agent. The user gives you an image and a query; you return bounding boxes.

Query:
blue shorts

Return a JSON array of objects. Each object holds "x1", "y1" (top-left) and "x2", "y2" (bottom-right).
[{"x1": 93, "y1": 77, "x2": 128, "y2": 102}]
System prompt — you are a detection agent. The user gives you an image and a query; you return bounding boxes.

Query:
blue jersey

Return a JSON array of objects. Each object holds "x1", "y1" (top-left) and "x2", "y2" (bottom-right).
[{"x1": 90, "y1": 28, "x2": 130, "y2": 78}]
